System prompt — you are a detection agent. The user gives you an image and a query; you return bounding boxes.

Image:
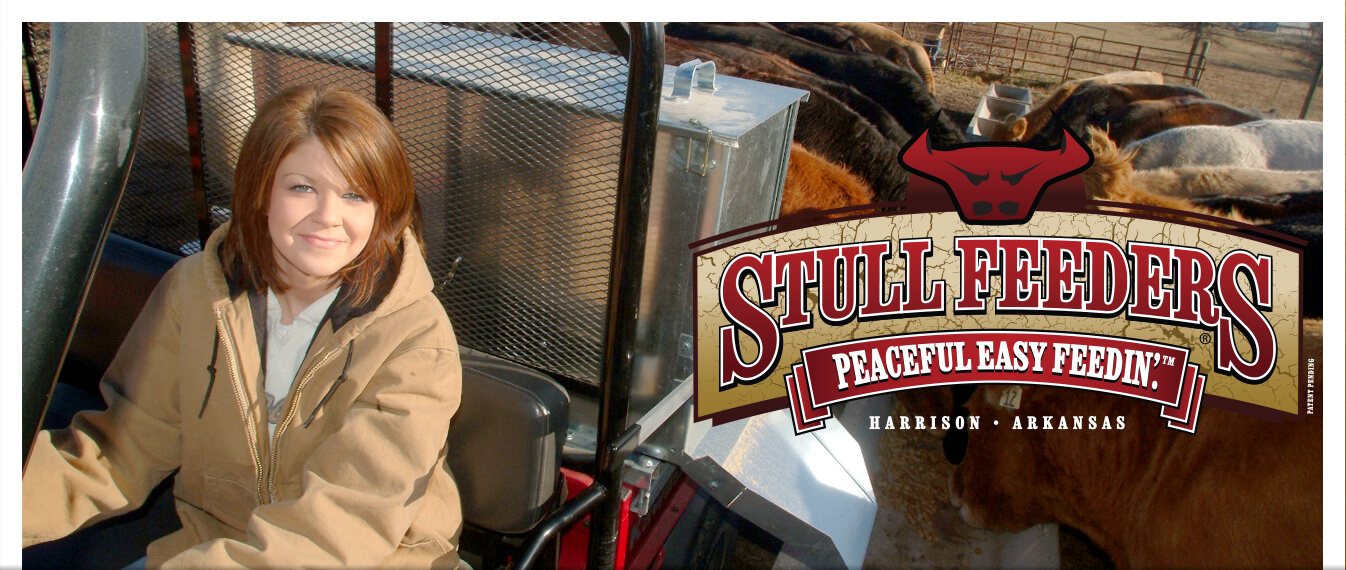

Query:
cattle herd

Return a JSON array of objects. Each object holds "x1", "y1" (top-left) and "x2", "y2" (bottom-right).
[
  {"x1": 663, "y1": 22, "x2": 956, "y2": 206},
  {"x1": 660, "y1": 22, "x2": 1324, "y2": 567},
  {"x1": 965, "y1": 71, "x2": 1324, "y2": 564}
]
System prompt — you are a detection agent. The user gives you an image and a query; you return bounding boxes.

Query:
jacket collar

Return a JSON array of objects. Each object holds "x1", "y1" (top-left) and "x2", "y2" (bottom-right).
[{"x1": 203, "y1": 220, "x2": 434, "y2": 342}]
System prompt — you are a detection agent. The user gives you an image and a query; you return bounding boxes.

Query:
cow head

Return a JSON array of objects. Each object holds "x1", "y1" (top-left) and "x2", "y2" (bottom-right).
[
  {"x1": 1047, "y1": 84, "x2": 1132, "y2": 145},
  {"x1": 900, "y1": 124, "x2": 1092, "y2": 224},
  {"x1": 949, "y1": 384, "x2": 1147, "y2": 535},
  {"x1": 947, "y1": 384, "x2": 1057, "y2": 531}
]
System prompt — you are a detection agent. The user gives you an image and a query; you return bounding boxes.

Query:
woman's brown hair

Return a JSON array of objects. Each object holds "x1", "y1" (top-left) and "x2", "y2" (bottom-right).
[{"x1": 221, "y1": 85, "x2": 422, "y2": 307}]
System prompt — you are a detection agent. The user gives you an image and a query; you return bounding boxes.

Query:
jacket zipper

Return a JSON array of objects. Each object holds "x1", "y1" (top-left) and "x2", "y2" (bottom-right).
[
  {"x1": 266, "y1": 345, "x2": 343, "y2": 502},
  {"x1": 214, "y1": 310, "x2": 266, "y2": 505}
]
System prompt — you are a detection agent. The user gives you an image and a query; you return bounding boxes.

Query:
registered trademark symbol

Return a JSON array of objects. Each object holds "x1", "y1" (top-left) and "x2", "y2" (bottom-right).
[{"x1": 1199, "y1": 333, "x2": 1212, "y2": 344}]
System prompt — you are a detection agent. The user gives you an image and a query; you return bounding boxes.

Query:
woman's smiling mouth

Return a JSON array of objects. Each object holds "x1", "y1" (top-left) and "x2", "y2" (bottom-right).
[{"x1": 300, "y1": 234, "x2": 346, "y2": 249}]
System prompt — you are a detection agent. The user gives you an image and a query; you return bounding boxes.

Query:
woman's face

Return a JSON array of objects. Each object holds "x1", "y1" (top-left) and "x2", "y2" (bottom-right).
[{"x1": 267, "y1": 138, "x2": 377, "y2": 289}]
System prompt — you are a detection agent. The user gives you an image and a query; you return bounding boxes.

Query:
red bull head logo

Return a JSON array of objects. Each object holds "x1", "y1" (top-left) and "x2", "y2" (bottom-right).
[{"x1": 899, "y1": 125, "x2": 1093, "y2": 224}]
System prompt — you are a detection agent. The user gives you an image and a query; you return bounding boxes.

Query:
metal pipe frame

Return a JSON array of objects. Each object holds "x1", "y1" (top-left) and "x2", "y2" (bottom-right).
[
  {"x1": 375, "y1": 23, "x2": 394, "y2": 119},
  {"x1": 585, "y1": 22, "x2": 664, "y2": 570},
  {"x1": 177, "y1": 23, "x2": 213, "y2": 251},
  {"x1": 515, "y1": 484, "x2": 607, "y2": 570},
  {"x1": 23, "y1": 92, "x2": 34, "y2": 166},
  {"x1": 1300, "y1": 60, "x2": 1322, "y2": 120},
  {"x1": 22, "y1": 23, "x2": 148, "y2": 469}
]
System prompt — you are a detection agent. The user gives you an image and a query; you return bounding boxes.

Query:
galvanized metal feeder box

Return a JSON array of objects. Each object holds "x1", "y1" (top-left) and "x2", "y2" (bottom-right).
[
  {"x1": 967, "y1": 82, "x2": 1033, "y2": 140},
  {"x1": 633, "y1": 59, "x2": 807, "y2": 436}
]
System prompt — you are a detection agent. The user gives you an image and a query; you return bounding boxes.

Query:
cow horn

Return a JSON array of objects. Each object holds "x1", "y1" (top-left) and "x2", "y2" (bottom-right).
[
  {"x1": 899, "y1": 127, "x2": 940, "y2": 175},
  {"x1": 1057, "y1": 123, "x2": 1091, "y2": 166},
  {"x1": 1036, "y1": 121, "x2": 1092, "y2": 179}
]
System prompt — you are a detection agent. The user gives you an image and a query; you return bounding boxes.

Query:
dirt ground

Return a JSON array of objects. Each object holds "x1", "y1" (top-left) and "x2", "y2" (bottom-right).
[
  {"x1": 1058, "y1": 22, "x2": 1318, "y2": 82},
  {"x1": 930, "y1": 70, "x2": 1025, "y2": 128}
]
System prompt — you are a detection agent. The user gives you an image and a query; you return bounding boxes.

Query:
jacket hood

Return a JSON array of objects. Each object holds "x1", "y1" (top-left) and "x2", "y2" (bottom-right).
[{"x1": 201, "y1": 220, "x2": 435, "y2": 340}]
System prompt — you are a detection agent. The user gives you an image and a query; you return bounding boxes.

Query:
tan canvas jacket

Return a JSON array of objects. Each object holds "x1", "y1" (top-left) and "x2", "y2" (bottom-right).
[{"x1": 23, "y1": 222, "x2": 463, "y2": 568}]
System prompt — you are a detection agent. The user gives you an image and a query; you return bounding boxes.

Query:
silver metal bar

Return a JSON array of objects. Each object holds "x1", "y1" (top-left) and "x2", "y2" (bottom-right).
[{"x1": 634, "y1": 375, "x2": 692, "y2": 441}]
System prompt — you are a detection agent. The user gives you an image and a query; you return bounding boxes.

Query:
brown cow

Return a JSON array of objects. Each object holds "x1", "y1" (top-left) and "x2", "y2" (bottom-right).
[
  {"x1": 666, "y1": 38, "x2": 908, "y2": 141},
  {"x1": 769, "y1": 22, "x2": 872, "y2": 54},
  {"x1": 991, "y1": 71, "x2": 1165, "y2": 142},
  {"x1": 1104, "y1": 97, "x2": 1261, "y2": 146},
  {"x1": 1041, "y1": 83, "x2": 1208, "y2": 146},
  {"x1": 664, "y1": 22, "x2": 963, "y2": 146},
  {"x1": 780, "y1": 143, "x2": 875, "y2": 217},
  {"x1": 833, "y1": 22, "x2": 937, "y2": 95},
  {"x1": 950, "y1": 378, "x2": 1321, "y2": 567},
  {"x1": 743, "y1": 69, "x2": 909, "y2": 203}
]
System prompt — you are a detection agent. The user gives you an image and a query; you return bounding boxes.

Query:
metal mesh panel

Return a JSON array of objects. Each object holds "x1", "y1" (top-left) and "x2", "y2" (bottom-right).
[
  {"x1": 22, "y1": 23, "x2": 50, "y2": 127},
  {"x1": 111, "y1": 23, "x2": 198, "y2": 254},
  {"x1": 203, "y1": 22, "x2": 626, "y2": 384},
  {"x1": 33, "y1": 23, "x2": 50, "y2": 87},
  {"x1": 393, "y1": 23, "x2": 628, "y2": 384}
]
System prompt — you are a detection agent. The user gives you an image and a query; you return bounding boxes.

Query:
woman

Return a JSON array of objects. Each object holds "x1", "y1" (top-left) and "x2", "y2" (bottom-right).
[{"x1": 23, "y1": 86, "x2": 463, "y2": 568}]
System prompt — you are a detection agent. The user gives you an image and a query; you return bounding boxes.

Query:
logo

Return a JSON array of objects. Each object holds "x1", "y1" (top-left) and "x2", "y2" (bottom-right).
[
  {"x1": 899, "y1": 126, "x2": 1092, "y2": 224},
  {"x1": 692, "y1": 128, "x2": 1305, "y2": 435}
]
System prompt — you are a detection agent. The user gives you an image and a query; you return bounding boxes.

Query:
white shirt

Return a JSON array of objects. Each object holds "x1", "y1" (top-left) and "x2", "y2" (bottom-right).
[{"x1": 265, "y1": 287, "x2": 340, "y2": 438}]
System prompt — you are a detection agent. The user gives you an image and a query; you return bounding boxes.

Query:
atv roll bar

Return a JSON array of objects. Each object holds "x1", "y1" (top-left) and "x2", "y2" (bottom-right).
[
  {"x1": 22, "y1": 23, "x2": 147, "y2": 470},
  {"x1": 514, "y1": 22, "x2": 665, "y2": 570},
  {"x1": 587, "y1": 20, "x2": 665, "y2": 570}
]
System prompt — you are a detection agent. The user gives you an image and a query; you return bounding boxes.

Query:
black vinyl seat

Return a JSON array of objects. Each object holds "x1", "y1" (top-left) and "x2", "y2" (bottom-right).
[{"x1": 452, "y1": 350, "x2": 569, "y2": 535}]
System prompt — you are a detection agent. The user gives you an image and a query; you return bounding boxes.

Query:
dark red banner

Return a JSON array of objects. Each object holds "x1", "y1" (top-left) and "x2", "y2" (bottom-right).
[{"x1": 785, "y1": 330, "x2": 1207, "y2": 434}]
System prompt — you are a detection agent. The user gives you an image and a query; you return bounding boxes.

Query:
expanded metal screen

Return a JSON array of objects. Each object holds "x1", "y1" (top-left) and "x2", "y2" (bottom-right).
[
  {"x1": 47, "y1": 22, "x2": 634, "y2": 385},
  {"x1": 119, "y1": 24, "x2": 199, "y2": 254},
  {"x1": 381, "y1": 23, "x2": 628, "y2": 386}
]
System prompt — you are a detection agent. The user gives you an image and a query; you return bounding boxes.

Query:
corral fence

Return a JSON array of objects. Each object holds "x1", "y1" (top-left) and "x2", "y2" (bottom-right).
[
  {"x1": 889, "y1": 22, "x2": 1208, "y2": 86},
  {"x1": 1186, "y1": 61, "x2": 1323, "y2": 119},
  {"x1": 886, "y1": 22, "x2": 1322, "y2": 120}
]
